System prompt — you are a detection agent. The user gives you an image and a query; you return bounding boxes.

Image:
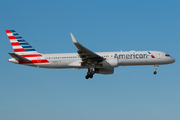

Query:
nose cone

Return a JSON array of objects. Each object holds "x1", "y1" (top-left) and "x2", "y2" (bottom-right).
[
  {"x1": 169, "y1": 57, "x2": 176, "y2": 63},
  {"x1": 170, "y1": 57, "x2": 175, "y2": 63}
]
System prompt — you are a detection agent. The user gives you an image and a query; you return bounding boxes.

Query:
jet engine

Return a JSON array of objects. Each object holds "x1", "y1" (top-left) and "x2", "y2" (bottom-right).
[
  {"x1": 98, "y1": 58, "x2": 118, "y2": 68},
  {"x1": 95, "y1": 68, "x2": 114, "y2": 74}
]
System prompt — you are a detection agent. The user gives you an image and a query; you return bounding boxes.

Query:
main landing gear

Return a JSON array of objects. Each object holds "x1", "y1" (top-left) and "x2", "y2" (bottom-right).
[
  {"x1": 153, "y1": 65, "x2": 159, "y2": 75},
  {"x1": 85, "y1": 68, "x2": 95, "y2": 79}
]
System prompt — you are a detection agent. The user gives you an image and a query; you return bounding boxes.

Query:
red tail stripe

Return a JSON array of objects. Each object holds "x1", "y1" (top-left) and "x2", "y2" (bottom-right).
[
  {"x1": 11, "y1": 42, "x2": 21, "y2": 46},
  {"x1": 19, "y1": 59, "x2": 49, "y2": 64},
  {"x1": 14, "y1": 48, "x2": 25, "y2": 52},
  {"x1": 31, "y1": 59, "x2": 49, "y2": 63},
  {"x1": 6, "y1": 30, "x2": 11, "y2": 33},
  {"x1": 8, "y1": 36, "x2": 16, "y2": 39},
  {"x1": 20, "y1": 54, "x2": 42, "y2": 57}
]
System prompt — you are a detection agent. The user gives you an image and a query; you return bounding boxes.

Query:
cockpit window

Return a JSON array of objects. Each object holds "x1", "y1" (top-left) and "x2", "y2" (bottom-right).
[{"x1": 165, "y1": 54, "x2": 170, "y2": 57}]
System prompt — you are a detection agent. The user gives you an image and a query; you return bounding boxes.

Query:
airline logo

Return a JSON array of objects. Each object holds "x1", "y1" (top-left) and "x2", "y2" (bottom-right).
[
  {"x1": 114, "y1": 51, "x2": 156, "y2": 59},
  {"x1": 6, "y1": 30, "x2": 36, "y2": 52},
  {"x1": 148, "y1": 51, "x2": 155, "y2": 58},
  {"x1": 6, "y1": 30, "x2": 49, "y2": 64}
]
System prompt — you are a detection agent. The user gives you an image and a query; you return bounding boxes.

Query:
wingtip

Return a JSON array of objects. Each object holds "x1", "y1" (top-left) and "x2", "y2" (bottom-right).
[{"x1": 70, "y1": 33, "x2": 78, "y2": 43}]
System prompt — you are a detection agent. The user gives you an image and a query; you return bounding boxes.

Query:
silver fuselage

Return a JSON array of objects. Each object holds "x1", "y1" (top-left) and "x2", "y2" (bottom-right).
[{"x1": 8, "y1": 51, "x2": 175, "y2": 69}]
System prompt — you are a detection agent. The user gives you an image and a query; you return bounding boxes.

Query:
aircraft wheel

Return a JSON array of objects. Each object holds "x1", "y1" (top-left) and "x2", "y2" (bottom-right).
[
  {"x1": 85, "y1": 75, "x2": 89, "y2": 79},
  {"x1": 86, "y1": 69, "x2": 95, "y2": 79},
  {"x1": 89, "y1": 75, "x2": 93, "y2": 78},
  {"x1": 154, "y1": 71, "x2": 157, "y2": 75}
]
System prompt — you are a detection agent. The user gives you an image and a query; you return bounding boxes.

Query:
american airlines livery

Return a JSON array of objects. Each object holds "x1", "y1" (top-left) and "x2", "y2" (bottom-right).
[{"x1": 6, "y1": 30, "x2": 175, "y2": 79}]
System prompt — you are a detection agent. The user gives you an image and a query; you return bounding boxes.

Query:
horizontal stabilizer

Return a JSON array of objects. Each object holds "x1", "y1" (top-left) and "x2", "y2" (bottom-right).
[{"x1": 8, "y1": 53, "x2": 31, "y2": 62}]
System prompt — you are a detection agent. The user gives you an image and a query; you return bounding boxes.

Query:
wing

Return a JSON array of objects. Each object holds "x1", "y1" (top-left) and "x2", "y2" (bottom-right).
[{"x1": 70, "y1": 33, "x2": 104, "y2": 62}]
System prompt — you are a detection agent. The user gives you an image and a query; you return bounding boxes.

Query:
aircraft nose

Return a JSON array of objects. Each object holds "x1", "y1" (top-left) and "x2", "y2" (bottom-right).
[{"x1": 171, "y1": 57, "x2": 175, "y2": 63}]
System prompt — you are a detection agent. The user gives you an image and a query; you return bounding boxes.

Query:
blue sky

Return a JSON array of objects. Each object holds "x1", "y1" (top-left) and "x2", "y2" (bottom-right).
[{"x1": 0, "y1": 0, "x2": 180, "y2": 120}]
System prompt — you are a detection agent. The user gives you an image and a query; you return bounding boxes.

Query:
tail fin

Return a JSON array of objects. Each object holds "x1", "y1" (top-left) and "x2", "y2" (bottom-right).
[
  {"x1": 6, "y1": 30, "x2": 49, "y2": 64},
  {"x1": 6, "y1": 30, "x2": 38, "y2": 54}
]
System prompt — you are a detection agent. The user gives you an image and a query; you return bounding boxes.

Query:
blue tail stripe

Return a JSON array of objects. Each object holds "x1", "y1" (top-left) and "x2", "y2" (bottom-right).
[
  {"x1": 10, "y1": 30, "x2": 16, "y2": 32},
  {"x1": 22, "y1": 46, "x2": 33, "y2": 48},
  {"x1": 11, "y1": 32, "x2": 20, "y2": 36},
  {"x1": 22, "y1": 46, "x2": 32, "y2": 48},
  {"x1": 15, "y1": 36, "x2": 22, "y2": 39},
  {"x1": 17, "y1": 40, "x2": 26, "y2": 42},
  {"x1": 20, "y1": 43, "x2": 29, "y2": 45},
  {"x1": 9, "y1": 30, "x2": 37, "y2": 52},
  {"x1": 24, "y1": 49, "x2": 36, "y2": 51}
]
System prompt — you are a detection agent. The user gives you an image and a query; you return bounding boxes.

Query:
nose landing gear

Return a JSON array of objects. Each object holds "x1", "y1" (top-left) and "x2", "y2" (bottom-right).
[{"x1": 153, "y1": 65, "x2": 159, "y2": 75}]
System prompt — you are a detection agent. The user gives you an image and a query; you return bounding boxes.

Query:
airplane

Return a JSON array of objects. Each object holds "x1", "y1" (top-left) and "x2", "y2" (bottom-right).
[{"x1": 6, "y1": 30, "x2": 175, "y2": 79}]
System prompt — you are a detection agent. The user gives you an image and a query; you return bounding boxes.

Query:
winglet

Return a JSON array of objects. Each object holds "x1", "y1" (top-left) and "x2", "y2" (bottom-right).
[
  {"x1": 70, "y1": 33, "x2": 104, "y2": 61},
  {"x1": 70, "y1": 33, "x2": 78, "y2": 43}
]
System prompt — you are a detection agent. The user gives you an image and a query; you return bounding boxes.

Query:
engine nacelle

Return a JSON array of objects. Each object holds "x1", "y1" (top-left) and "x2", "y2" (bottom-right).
[
  {"x1": 99, "y1": 58, "x2": 118, "y2": 68},
  {"x1": 95, "y1": 68, "x2": 114, "y2": 74}
]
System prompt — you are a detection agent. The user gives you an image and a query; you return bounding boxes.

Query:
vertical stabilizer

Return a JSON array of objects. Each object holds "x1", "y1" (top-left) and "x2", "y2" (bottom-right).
[
  {"x1": 6, "y1": 30, "x2": 49, "y2": 64},
  {"x1": 6, "y1": 30, "x2": 38, "y2": 54}
]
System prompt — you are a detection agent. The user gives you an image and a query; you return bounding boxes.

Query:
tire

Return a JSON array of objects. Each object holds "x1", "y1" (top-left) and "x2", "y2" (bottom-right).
[
  {"x1": 89, "y1": 75, "x2": 93, "y2": 78},
  {"x1": 85, "y1": 75, "x2": 89, "y2": 79}
]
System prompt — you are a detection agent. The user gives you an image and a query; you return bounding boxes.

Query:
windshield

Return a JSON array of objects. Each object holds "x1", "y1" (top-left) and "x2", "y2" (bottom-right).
[{"x1": 165, "y1": 54, "x2": 170, "y2": 57}]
